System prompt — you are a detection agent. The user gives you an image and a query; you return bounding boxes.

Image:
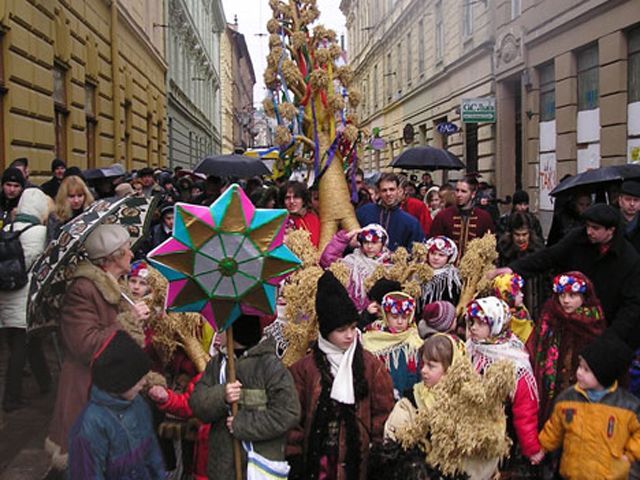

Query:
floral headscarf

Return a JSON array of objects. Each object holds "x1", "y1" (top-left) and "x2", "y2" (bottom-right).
[
  {"x1": 493, "y1": 273, "x2": 524, "y2": 307},
  {"x1": 382, "y1": 291, "x2": 416, "y2": 325},
  {"x1": 466, "y1": 296, "x2": 511, "y2": 339},
  {"x1": 552, "y1": 272, "x2": 587, "y2": 294},
  {"x1": 425, "y1": 235, "x2": 458, "y2": 265},
  {"x1": 128, "y1": 260, "x2": 150, "y2": 279},
  {"x1": 357, "y1": 223, "x2": 389, "y2": 247}
]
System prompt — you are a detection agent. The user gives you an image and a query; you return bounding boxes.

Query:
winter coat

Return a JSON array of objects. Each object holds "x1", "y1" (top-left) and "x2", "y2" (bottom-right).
[
  {"x1": 40, "y1": 176, "x2": 62, "y2": 199},
  {"x1": 510, "y1": 375, "x2": 541, "y2": 457},
  {"x1": 510, "y1": 227, "x2": 640, "y2": 348},
  {"x1": 624, "y1": 213, "x2": 640, "y2": 255},
  {"x1": 356, "y1": 203, "x2": 425, "y2": 251},
  {"x1": 401, "y1": 197, "x2": 432, "y2": 236},
  {"x1": 539, "y1": 383, "x2": 640, "y2": 479},
  {"x1": 286, "y1": 345, "x2": 395, "y2": 480},
  {"x1": 156, "y1": 372, "x2": 209, "y2": 480},
  {"x1": 290, "y1": 211, "x2": 321, "y2": 248},
  {"x1": 430, "y1": 206, "x2": 495, "y2": 260},
  {"x1": 189, "y1": 337, "x2": 300, "y2": 480},
  {"x1": 0, "y1": 189, "x2": 49, "y2": 329},
  {"x1": 68, "y1": 386, "x2": 165, "y2": 479},
  {"x1": 47, "y1": 261, "x2": 123, "y2": 463}
]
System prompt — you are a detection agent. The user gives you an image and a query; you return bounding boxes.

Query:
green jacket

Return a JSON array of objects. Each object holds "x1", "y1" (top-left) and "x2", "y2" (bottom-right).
[{"x1": 189, "y1": 337, "x2": 300, "y2": 480}]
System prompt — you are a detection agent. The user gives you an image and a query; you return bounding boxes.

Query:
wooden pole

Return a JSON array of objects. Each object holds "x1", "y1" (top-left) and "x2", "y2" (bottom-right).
[{"x1": 226, "y1": 326, "x2": 243, "y2": 480}]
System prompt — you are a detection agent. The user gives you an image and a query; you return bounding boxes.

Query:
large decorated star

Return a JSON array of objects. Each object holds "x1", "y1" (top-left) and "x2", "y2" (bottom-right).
[{"x1": 148, "y1": 184, "x2": 301, "y2": 331}]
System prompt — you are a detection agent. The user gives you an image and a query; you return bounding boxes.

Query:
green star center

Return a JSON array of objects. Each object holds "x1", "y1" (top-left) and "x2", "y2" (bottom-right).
[{"x1": 219, "y1": 257, "x2": 238, "y2": 276}]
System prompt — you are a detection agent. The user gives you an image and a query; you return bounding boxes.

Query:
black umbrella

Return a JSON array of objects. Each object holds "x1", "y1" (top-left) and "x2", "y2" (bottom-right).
[
  {"x1": 550, "y1": 164, "x2": 640, "y2": 196},
  {"x1": 193, "y1": 154, "x2": 271, "y2": 178},
  {"x1": 390, "y1": 146, "x2": 466, "y2": 171}
]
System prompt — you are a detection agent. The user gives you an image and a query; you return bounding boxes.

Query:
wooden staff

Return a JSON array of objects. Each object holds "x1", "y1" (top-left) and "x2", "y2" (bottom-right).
[{"x1": 226, "y1": 326, "x2": 243, "y2": 480}]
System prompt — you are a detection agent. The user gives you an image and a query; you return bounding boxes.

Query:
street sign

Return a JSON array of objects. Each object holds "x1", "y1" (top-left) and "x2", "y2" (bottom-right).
[{"x1": 461, "y1": 97, "x2": 496, "y2": 123}]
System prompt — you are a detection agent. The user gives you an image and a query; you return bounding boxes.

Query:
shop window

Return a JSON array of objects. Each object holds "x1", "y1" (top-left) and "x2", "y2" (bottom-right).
[
  {"x1": 629, "y1": 27, "x2": 640, "y2": 104},
  {"x1": 577, "y1": 45, "x2": 599, "y2": 110},
  {"x1": 539, "y1": 62, "x2": 555, "y2": 121}
]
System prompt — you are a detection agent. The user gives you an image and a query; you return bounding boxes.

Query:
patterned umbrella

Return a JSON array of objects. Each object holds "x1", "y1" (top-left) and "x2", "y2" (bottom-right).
[
  {"x1": 27, "y1": 194, "x2": 158, "y2": 332},
  {"x1": 147, "y1": 184, "x2": 301, "y2": 331}
]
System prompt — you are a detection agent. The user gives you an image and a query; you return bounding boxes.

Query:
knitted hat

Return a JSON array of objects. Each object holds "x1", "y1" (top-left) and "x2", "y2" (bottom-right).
[
  {"x1": 512, "y1": 190, "x2": 529, "y2": 205},
  {"x1": 51, "y1": 158, "x2": 66, "y2": 172},
  {"x1": 92, "y1": 330, "x2": 151, "y2": 394},
  {"x1": 85, "y1": 224, "x2": 130, "y2": 260},
  {"x1": 621, "y1": 180, "x2": 640, "y2": 199},
  {"x1": 232, "y1": 314, "x2": 262, "y2": 348},
  {"x1": 2, "y1": 167, "x2": 25, "y2": 188},
  {"x1": 420, "y1": 301, "x2": 456, "y2": 337},
  {"x1": 368, "y1": 278, "x2": 402, "y2": 304},
  {"x1": 581, "y1": 333, "x2": 633, "y2": 388},
  {"x1": 64, "y1": 166, "x2": 85, "y2": 181},
  {"x1": 316, "y1": 270, "x2": 358, "y2": 338},
  {"x1": 128, "y1": 260, "x2": 150, "y2": 279},
  {"x1": 582, "y1": 204, "x2": 620, "y2": 228}
]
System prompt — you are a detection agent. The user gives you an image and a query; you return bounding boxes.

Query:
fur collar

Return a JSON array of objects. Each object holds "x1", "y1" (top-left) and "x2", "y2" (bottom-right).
[{"x1": 72, "y1": 260, "x2": 122, "y2": 306}]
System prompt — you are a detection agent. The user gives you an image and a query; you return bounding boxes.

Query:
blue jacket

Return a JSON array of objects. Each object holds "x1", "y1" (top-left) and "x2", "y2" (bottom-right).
[
  {"x1": 356, "y1": 203, "x2": 425, "y2": 251},
  {"x1": 68, "y1": 386, "x2": 165, "y2": 480}
]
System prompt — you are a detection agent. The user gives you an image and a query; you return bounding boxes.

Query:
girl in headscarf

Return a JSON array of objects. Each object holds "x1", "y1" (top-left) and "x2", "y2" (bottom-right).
[
  {"x1": 420, "y1": 235, "x2": 461, "y2": 306},
  {"x1": 320, "y1": 223, "x2": 391, "y2": 312},
  {"x1": 493, "y1": 273, "x2": 534, "y2": 344},
  {"x1": 526, "y1": 271, "x2": 606, "y2": 424},
  {"x1": 363, "y1": 291, "x2": 423, "y2": 399},
  {"x1": 465, "y1": 297, "x2": 543, "y2": 467}
]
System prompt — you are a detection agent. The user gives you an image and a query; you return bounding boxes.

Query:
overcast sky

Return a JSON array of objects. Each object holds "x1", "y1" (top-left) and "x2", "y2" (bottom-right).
[{"x1": 220, "y1": 0, "x2": 346, "y2": 107}]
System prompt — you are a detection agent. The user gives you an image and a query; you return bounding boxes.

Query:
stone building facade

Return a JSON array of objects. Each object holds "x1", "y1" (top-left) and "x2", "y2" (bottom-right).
[
  {"x1": 0, "y1": 0, "x2": 167, "y2": 176},
  {"x1": 340, "y1": 0, "x2": 497, "y2": 185},
  {"x1": 166, "y1": 0, "x2": 224, "y2": 168},
  {"x1": 493, "y1": 0, "x2": 640, "y2": 216},
  {"x1": 220, "y1": 22, "x2": 255, "y2": 153}
]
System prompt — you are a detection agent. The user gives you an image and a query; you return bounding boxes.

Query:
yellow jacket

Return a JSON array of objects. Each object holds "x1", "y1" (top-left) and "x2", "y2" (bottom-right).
[{"x1": 539, "y1": 383, "x2": 640, "y2": 479}]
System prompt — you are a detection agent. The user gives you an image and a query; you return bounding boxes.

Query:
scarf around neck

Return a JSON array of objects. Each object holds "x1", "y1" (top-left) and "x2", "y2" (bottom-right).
[
  {"x1": 362, "y1": 326, "x2": 423, "y2": 371},
  {"x1": 342, "y1": 248, "x2": 389, "y2": 311},
  {"x1": 317, "y1": 332, "x2": 360, "y2": 404}
]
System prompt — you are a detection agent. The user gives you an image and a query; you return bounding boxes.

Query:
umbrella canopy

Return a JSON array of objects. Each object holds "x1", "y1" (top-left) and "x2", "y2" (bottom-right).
[
  {"x1": 550, "y1": 164, "x2": 640, "y2": 196},
  {"x1": 27, "y1": 195, "x2": 159, "y2": 332},
  {"x1": 390, "y1": 146, "x2": 466, "y2": 171},
  {"x1": 147, "y1": 184, "x2": 301, "y2": 332},
  {"x1": 193, "y1": 154, "x2": 271, "y2": 178}
]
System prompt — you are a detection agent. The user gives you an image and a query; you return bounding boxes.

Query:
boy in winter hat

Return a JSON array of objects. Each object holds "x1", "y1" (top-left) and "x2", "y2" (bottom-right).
[
  {"x1": 539, "y1": 333, "x2": 640, "y2": 479},
  {"x1": 68, "y1": 330, "x2": 165, "y2": 479},
  {"x1": 189, "y1": 314, "x2": 300, "y2": 480},
  {"x1": 287, "y1": 271, "x2": 394, "y2": 480}
]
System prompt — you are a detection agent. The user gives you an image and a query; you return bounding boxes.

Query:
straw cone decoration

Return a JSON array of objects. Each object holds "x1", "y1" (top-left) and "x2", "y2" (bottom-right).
[
  {"x1": 144, "y1": 267, "x2": 211, "y2": 372},
  {"x1": 265, "y1": 0, "x2": 360, "y2": 249},
  {"x1": 455, "y1": 234, "x2": 498, "y2": 317}
]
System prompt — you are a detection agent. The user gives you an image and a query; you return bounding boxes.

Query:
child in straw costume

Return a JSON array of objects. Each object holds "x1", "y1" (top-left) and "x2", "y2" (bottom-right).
[{"x1": 373, "y1": 333, "x2": 514, "y2": 480}]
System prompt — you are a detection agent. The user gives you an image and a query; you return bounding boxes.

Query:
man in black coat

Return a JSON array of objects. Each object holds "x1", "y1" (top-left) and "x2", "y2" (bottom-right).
[
  {"x1": 618, "y1": 180, "x2": 640, "y2": 254},
  {"x1": 40, "y1": 158, "x2": 66, "y2": 199},
  {"x1": 490, "y1": 204, "x2": 640, "y2": 349}
]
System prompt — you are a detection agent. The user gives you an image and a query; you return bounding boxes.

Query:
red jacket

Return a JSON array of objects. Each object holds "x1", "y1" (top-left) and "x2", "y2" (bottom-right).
[
  {"x1": 291, "y1": 211, "x2": 321, "y2": 247},
  {"x1": 157, "y1": 373, "x2": 210, "y2": 480},
  {"x1": 511, "y1": 375, "x2": 542, "y2": 457},
  {"x1": 430, "y1": 206, "x2": 494, "y2": 258},
  {"x1": 402, "y1": 197, "x2": 432, "y2": 236}
]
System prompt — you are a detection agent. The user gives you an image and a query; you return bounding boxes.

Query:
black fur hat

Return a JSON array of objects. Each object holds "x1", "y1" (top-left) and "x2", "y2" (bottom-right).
[
  {"x1": 316, "y1": 270, "x2": 358, "y2": 338},
  {"x1": 92, "y1": 331, "x2": 151, "y2": 394}
]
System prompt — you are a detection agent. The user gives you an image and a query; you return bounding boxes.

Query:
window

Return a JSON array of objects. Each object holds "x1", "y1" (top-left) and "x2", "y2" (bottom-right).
[
  {"x1": 406, "y1": 32, "x2": 412, "y2": 84},
  {"x1": 577, "y1": 45, "x2": 599, "y2": 110},
  {"x1": 147, "y1": 113, "x2": 153, "y2": 165},
  {"x1": 124, "y1": 99, "x2": 132, "y2": 165},
  {"x1": 53, "y1": 65, "x2": 68, "y2": 161},
  {"x1": 435, "y1": 1, "x2": 444, "y2": 62},
  {"x1": 85, "y1": 83, "x2": 97, "y2": 167},
  {"x1": 465, "y1": 123, "x2": 478, "y2": 173},
  {"x1": 418, "y1": 20, "x2": 425, "y2": 74},
  {"x1": 374, "y1": 64, "x2": 379, "y2": 108},
  {"x1": 396, "y1": 42, "x2": 402, "y2": 92},
  {"x1": 539, "y1": 63, "x2": 555, "y2": 121},
  {"x1": 463, "y1": 0, "x2": 473, "y2": 38},
  {"x1": 629, "y1": 27, "x2": 640, "y2": 103},
  {"x1": 511, "y1": 0, "x2": 521, "y2": 19}
]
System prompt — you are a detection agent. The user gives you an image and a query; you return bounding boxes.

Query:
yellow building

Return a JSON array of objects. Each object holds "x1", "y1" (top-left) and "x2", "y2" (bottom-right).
[{"x1": 0, "y1": 0, "x2": 167, "y2": 178}]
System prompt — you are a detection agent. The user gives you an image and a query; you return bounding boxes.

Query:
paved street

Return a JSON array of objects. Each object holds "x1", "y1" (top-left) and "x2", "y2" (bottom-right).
[{"x1": 0, "y1": 331, "x2": 60, "y2": 480}]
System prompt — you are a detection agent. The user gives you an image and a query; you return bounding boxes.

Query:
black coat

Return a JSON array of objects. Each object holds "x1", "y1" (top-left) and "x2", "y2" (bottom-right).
[
  {"x1": 624, "y1": 216, "x2": 640, "y2": 255},
  {"x1": 40, "y1": 177, "x2": 61, "y2": 199},
  {"x1": 510, "y1": 227, "x2": 640, "y2": 348}
]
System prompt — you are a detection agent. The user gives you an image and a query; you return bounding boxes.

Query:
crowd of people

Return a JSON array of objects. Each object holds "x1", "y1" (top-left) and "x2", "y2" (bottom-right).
[{"x1": 2, "y1": 156, "x2": 640, "y2": 480}]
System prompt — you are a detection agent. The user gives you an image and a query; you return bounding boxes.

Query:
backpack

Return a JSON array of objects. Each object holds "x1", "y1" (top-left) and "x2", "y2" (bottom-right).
[{"x1": 0, "y1": 222, "x2": 37, "y2": 290}]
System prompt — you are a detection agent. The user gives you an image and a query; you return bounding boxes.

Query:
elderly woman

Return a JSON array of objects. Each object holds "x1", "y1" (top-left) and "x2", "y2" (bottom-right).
[{"x1": 45, "y1": 224, "x2": 150, "y2": 474}]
